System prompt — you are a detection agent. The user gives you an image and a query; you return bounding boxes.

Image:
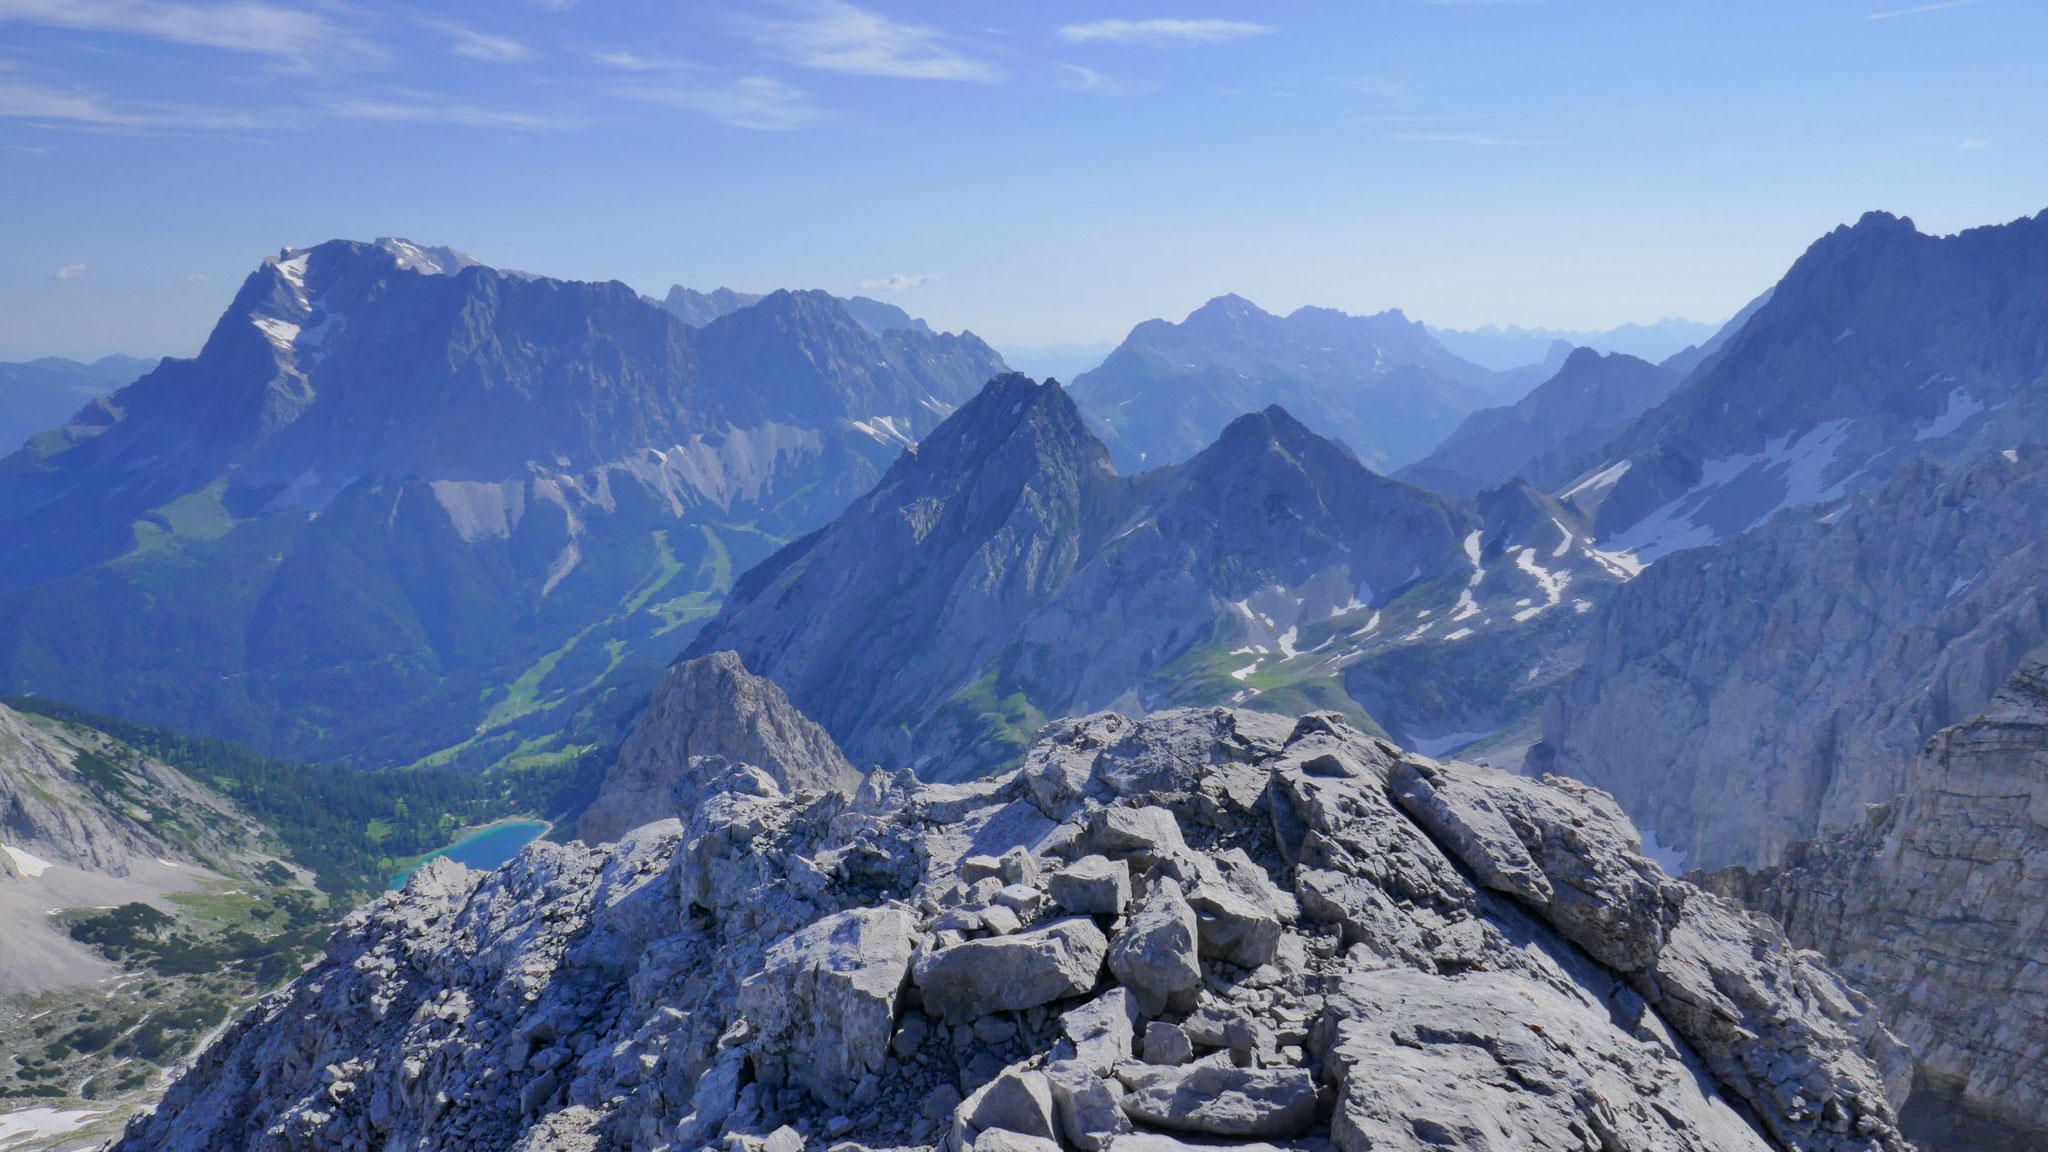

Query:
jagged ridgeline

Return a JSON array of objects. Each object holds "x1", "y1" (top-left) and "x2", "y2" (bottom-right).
[
  {"x1": 114, "y1": 707, "x2": 1913, "y2": 1152},
  {"x1": 0, "y1": 238, "x2": 1006, "y2": 770},
  {"x1": 689, "y1": 373, "x2": 1633, "y2": 780}
]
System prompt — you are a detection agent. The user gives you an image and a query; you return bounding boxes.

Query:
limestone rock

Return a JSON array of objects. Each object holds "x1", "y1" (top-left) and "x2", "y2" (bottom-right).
[
  {"x1": 580, "y1": 651, "x2": 859, "y2": 844},
  {"x1": 1179, "y1": 848, "x2": 1286, "y2": 963},
  {"x1": 112, "y1": 708, "x2": 1912, "y2": 1152},
  {"x1": 737, "y1": 907, "x2": 917, "y2": 1110},
  {"x1": 1056, "y1": 989, "x2": 1136, "y2": 1075},
  {"x1": 1108, "y1": 877, "x2": 1201, "y2": 1017},
  {"x1": 1720, "y1": 651, "x2": 2048, "y2": 1141},
  {"x1": 1045, "y1": 1061, "x2": 1128, "y2": 1151},
  {"x1": 1048, "y1": 856, "x2": 1129, "y2": 916},
  {"x1": 914, "y1": 918, "x2": 1109, "y2": 1024},
  {"x1": 964, "y1": 1067, "x2": 1057, "y2": 1140},
  {"x1": 1140, "y1": 1022, "x2": 1192, "y2": 1066},
  {"x1": 1117, "y1": 1060, "x2": 1321, "y2": 1138}
]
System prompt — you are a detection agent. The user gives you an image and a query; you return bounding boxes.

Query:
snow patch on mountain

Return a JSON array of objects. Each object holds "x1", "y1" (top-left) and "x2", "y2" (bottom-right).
[
  {"x1": 1914, "y1": 384, "x2": 1988, "y2": 441},
  {"x1": 2, "y1": 843, "x2": 54, "y2": 878},
  {"x1": 1604, "y1": 419, "x2": 1857, "y2": 566}
]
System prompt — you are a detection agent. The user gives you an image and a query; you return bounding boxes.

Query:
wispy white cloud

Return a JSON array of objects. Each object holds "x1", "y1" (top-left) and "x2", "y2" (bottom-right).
[
  {"x1": 0, "y1": 72, "x2": 573, "y2": 134},
  {"x1": 321, "y1": 93, "x2": 576, "y2": 130},
  {"x1": 52, "y1": 263, "x2": 84, "y2": 280},
  {"x1": 750, "y1": 1, "x2": 997, "y2": 81},
  {"x1": 586, "y1": 49, "x2": 691, "y2": 72},
  {"x1": 858, "y1": 272, "x2": 937, "y2": 291},
  {"x1": 1959, "y1": 137, "x2": 1989, "y2": 150},
  {"x1": 186, "y1": 272, "x2": 208, "y2": 281},
  {"x1": 7, "y1": 141, "x2": 50, "y2": 152},
  {"x1": 0, "y1": 76, "x2": 277, "y2": 130},
  {"x1": 0, "y1": 0, "x2": 383, "y2": 69},
  {"x1": 1057, "y1": 19, "x2": 1270, "y2": 47},
  {"x1": 1054, "y1": 63, "x2": 1127, "y2": 95},
  {"x1": 414, "y1": 16, "x2": 532, "y2": 64},
  {"x1": 1392, "y1": 131, "x2": 1549, "y2": 147},
  {"x1": 1866, "y1": 0, "x2": 1979, "y2": 18},
  {"x1": 613, "y1": 75, "x2": 818, "y2": 131}
]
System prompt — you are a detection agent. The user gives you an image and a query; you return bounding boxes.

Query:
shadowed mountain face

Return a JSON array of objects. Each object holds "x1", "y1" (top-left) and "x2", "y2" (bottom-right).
[
  {"x1": 1524, "y1": 210, "x2": 2048, "y2": 878},
  {"x1": 1068, "y1": 295, "x2": 1505, "y2": 474},
  {"x1": 689, "y1": 374, "x2": 1630, "y2": 780},
  {"x1": 1398, "y1": 348, "x2": 1680, "y2": 498},
  {"x1": 1702, "y1": 650, "x2": 2048, "y2": 1146},
  {"x1": 1536, "y1": 444, "x2": 2048, "y2": 873},
  {"x1": 0, "y1": 354, "x2": 157, "y2": 455},
  {"x1": 1559, "y1": 210, "x2": 2048, "y2": 566},
  {"x1": 0, "y1": 239, "x2": 1006, "y2": 767}
]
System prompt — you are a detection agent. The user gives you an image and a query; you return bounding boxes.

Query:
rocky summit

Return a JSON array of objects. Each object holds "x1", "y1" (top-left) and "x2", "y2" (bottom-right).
[{"x1": 116, "y1": 707, "x2": 1910, "y2": 1152}]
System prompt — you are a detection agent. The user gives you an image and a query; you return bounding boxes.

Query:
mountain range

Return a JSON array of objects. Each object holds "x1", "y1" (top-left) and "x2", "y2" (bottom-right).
[
  {"x1": 688, "y1": 372, "x2": 1631, "y2": 780},
  {"x1": 1066, "y1": 295, "x2": 1521, "y2": 474},
  {"x1": 0, "y1": 238, "x2": 1006, "y2": 769},
  {"x1": 1397, "y1": 292, "x2": 1772, "y2": 499},
  {"x1": 0, "y1": 354, "x2": 158, "y2": 454},
  {"x1": 8, "y1": 207, "x2": 2048, "y2": 1150},
  {"x1": 1562, "y1": 211, "x2": 2048, "y2": 566},
  {"x1": 1429, "y1": 316, "x2": 1721, "y2": 371}
]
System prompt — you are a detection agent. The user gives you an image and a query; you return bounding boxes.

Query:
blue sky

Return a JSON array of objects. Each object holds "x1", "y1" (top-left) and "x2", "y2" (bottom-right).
[{"x1": 2, "y1": 0, "x2": 2044, "y2": 361}]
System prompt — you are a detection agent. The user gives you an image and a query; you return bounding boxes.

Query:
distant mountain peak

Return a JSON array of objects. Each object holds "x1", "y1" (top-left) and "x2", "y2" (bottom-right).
[
  {"x1": 269, "y1": 238, "x2": 480, "y2": 280},
  {"x1": 1213, "y1": 402, "x2": 1336, "y2": 457}
]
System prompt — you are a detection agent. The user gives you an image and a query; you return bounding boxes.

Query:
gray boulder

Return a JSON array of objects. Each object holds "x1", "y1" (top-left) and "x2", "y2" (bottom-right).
[
  {"x1": 914, "y1": 918, "x2": 1109, "y2": 1024},
  {"x1": 1048, "y1": 855, "x2": 1130, "y2": 916},
  {"x1": 1108, "y1": 877, "x2": 1201, "y2": 1017},
  {"x1": 964, "y1": 1067, "x2": 1057, "y2": 1140},
  {"x1": 1117, "y1": 1059, "x2": 1322, "y2": 1138},
  {"x1": 1057, "y1": 989, "x2": 1137, "y2": 1075},
  {"x1": 736, "y1": 907, "x2": 917, "y2": 1110},
  {"x1": 1141, "y1": 1021, "x2": 1193, "y2": 1066}
]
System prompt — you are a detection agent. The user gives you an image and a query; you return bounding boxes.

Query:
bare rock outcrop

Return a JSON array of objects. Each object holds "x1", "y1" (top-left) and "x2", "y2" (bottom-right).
[
  {"x1": 115, "y1": 708, "x2": 1912, "y2": 1152},
  {"x1": 1706, "y1": 651, "x2": 2048, "y2": 1142},
  {"x1": 578, "y1": 650, "x2": 859, "y2": 843}
]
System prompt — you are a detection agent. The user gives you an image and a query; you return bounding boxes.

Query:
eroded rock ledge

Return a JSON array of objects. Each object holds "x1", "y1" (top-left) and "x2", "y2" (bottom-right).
[{"x1": 116, "y1": 709, "x2": 1913, "y2": 1152}]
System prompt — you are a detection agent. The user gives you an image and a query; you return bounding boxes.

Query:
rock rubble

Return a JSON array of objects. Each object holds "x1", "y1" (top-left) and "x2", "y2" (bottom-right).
[{"x1": 115, "y1": 708, "x2": 1914, "y2": 1152}]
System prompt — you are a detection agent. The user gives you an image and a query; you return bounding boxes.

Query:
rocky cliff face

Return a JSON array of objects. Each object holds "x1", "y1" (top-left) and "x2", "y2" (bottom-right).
[
  {"x1": 1562, "y1": 210, "x2": 2048, "y2": 566},
  {"x1": 1068, "y1": 295, "x2": 1502, "y2": 473},
  {"x1": 1536, "y1": 443, "x2": 2048, "y2": 871},
  {"x1": 688, "y1": 375, "x2": 1627, "y2": 779},
  {"x1": 0, "y1": 700, "x2": 288, "y2": 1001},
  {"x1": 579, "y1": 651, "x2": 859, "y2": 843},
  {"x1": 1399, "y1": 348, "x2": 1679, "y2": 498},
  {"x1": 0, "y1": 239, "x2": 1006, "y2": 769},
  {"x1": 0, "y1": 701, "x2": 261, "y2": 878},
  {"x1": 1702, "y1": 652, "x2": 2048, "y2": 1143},
  {"x1": 114, "y1": 708, "x2": 1911, "y2": 1152}
]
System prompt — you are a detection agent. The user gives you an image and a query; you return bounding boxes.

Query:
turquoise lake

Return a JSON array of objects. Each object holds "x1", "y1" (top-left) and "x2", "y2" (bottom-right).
[{"x1": 389, "y1": 819, "x2": 550, "y2": 889}]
